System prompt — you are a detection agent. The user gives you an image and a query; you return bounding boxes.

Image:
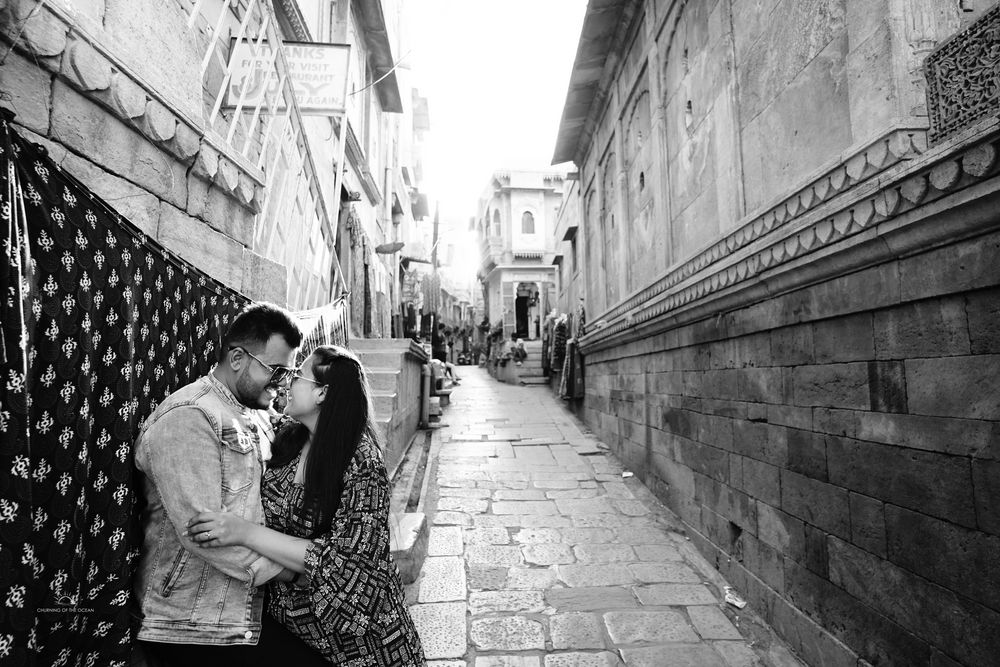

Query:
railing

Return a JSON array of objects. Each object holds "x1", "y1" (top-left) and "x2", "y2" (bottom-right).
[{"x1": 183, "y1": 0, "x2": 341, "y2": 308}]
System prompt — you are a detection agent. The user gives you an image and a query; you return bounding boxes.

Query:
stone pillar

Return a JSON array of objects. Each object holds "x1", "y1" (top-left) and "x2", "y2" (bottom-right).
[
  {"x1": 846, "y1": 0, "x2": 965, "y2": 145},
  {"x1": 645, "y1": 5, "x2": 674, "y2": 270}
]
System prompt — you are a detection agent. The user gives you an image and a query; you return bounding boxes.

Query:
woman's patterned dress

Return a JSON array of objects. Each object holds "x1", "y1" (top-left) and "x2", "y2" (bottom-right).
[{"x1": 261, "y1": 438, "x2": 425, "y2": 665}]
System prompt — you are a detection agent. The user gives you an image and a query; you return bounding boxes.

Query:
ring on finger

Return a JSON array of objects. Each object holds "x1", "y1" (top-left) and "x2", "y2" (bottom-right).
[{"x1": 204, "y1": 530, "x2": 212, "y2": 540}]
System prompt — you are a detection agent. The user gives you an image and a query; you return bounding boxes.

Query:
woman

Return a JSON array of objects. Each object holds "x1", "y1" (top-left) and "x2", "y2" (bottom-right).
[{"x1": 186, "y1": 345, "x2": 425, "y2": 665}]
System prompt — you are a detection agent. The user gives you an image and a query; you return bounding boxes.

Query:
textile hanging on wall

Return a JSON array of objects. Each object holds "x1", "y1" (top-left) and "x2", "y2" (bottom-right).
[
  {"x1": 0, "y1": 114, "x2": 249, "y2": 666},
  {"x1": 293, "y1": 293, "x2": 352, "y2": 365}
]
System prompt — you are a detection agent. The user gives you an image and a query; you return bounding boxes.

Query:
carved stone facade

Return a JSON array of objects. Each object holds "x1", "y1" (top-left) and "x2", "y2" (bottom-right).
[{"x1": 554, "y1": 1, "x2": 1000, "y2": 665}]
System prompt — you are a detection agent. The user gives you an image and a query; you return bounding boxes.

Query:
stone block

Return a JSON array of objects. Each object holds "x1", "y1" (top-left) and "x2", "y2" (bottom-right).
[
  {"x1": 899, "y1": 231, "x2": 1000, "y2": 302},
  {"x1": 855, "y1": 412, "x2": 997, "y2": 458},
  {"x1": 550, "y1": 612, "x2": 605, "y2": 650},
  {"x1": 698, "y1": 414, "x2": 735, "y2": 450},
  {"x1": 906, "y1": 355, "x2": 1000, "y2": 420},
  {"x1": 676, "y1": 439, "x2": 729, "y2": 482},
  {"x1": 973, "y1": 459, "x2": 1000, "y2": 536},
  {"x1": 466, "y1": 545, "x2": 522, "y2": 567},
  {"x1": 469, "y1": 590, "x2": 545, "y2": 615},
  {"x1": 812, "y1": 408, "x2": 856, "y2": 438},
  {"x1": 741, "y1": 458, "x2": 780, "y2": 506},
  {"x1": 867, "y1": 360, "x2": 906, "y2": 413},
  {"x1": 50, "y1": 81, "x2": 187, "y2": 207},
  {"x1": 633, "y1": 583, "x2": 717, "y2": 606},
  {"x1": 767, "y1": 402, "x2": 812, "y2": 430},
  {"x1": 101, "y1": 0, "x2": 203, "y2": 120},
  {"x1": 2, "y1": 50, "x2": 52, "y2": 134},
  {"x1": 780, "y1": 470, "x2": 850, "y2": 539},
  {"x1": 740, "y1": 31, "x2": 851, "y2": 214},
  {"x1": 737, "y1": 367, "x2": 785, "y2": 404},
  {"x1": 543, "y1": 653, "x2": 619, "y2": 667},
  {"x1": 688, "y1": 605, "x2": 743, "y2": 640},
  {"x1": 874, "y1": 298, "x2": 970, "y2": 359},
  {"x1": 813, "y1": 313, "x2": 874, "y2": 364},
  {"x1": 522, "y1": 543, "x2": 574, "y2": 566},
  {"x1": 418, "y1": 556, "x2": 466, "y2": 604},
  {"x1": 781, "y1": 556, "x2": 930, "y2": 667},
  {"x1": 604, "y1": 610, "x2": 701, "y2": 645},
  {"x1": 476, "y1": 658, "x2": 540, "y2": 667},
  {"x1": 187, "y1": 175, "x2": 256, "y2": 246},
  {"x1": 801, "y1": 523, "x2": 829, "y2": 577},
  {"x1": 848, "y1": 492, "x2": 886, "y2": 557},
  {"x1": 170, "y1": 121, "x2": 201, "y2": 163},
  {"x1": 885, "y1": 504, "x2": 1000, "y2": 611},
  {"x1": 827, "y1": 537, "x2": 1000, "y2": 667},
  {"x1": 63, "y1": 38, "x2": 110, "y2": 91},
  {"x1": 701, "y1": 369, "x2": 741, "y2": 401},
  {"x1": 16, "y1": 1, "x2": 67, "y2": 58},
  {"x1": 619, "y1": 645, "x2": 727, "y2": 667},
  {"x1": 558, "y1": 564, "x2": 634, "y2": 588},
  {"x1": 770, "y1": 324, "x2": 814, "y2": 366},
  {"x1": 627, "y1": 562, "x2": 701, "y2": 584},
  {"x1": 791, "y1": 363, "x2": 869, "y2": 409},
  {"x1": 827, "y1": 436, "x2": 975, "y2": 528},
  {"x1": 731, "y1": 421, "x2": 768, "y2": 461},
  {"x1": 427, "y1": 526, "x2": 463, "y2": 557},
  {"x1": 409, "y1": 602, "x2": 466, "y2": 659},
  {"x1": 966, "y1": 288, "x2": 1000, "y2": 354},
  {"x1": 545, "y1": 586, "x2": 637, "y2": 611},
  {"x1": 142, "y1": 98, "x2": 176, "y2": 142},
  {"x1": 109, "y1": 71, "x2": 147, "y2": 119},
  {"x1": 216, "y1": 155, "x2": 240, "y2": 192},
  {"x1": 157, "y1": 203, "x2": 243, "y2": 290},
  {"x1": 241, "y1": 249, "x2": 287, "y2": 306},
  {"x1": 740, "y1": 533, "x2": 784, "y2": 593},
  {"x1": 471, "y1": 616, "x2": 544, "y2": 651},
  {"x1": 786, "y1": 429, "x2": 828, "y2": 481}
]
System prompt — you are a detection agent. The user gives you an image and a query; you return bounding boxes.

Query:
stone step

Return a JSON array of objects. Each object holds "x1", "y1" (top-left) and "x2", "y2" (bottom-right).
[
  {"x1": 520, "y1": 377, "x2": 549, "y2": 386},
  {"x1": 367, "y1": 368, "x2": 401, "y2": 391},
  {"x1": 356, "y1": 350, "x2": 407, "y2": 368},
  {"x1": 372, "y1": 390, "x2": 397, "y2": 419},
  {"x1": 390, "y1": 511, "x2": 428, "y2": 585}
]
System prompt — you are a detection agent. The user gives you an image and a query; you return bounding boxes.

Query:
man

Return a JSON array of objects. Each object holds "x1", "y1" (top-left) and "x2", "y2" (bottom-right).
[
  {"x1": 133, "y1": 303, "x2": 303, "y2": 664},
  {"x1": 510, "y1": 333, "x2": 527, "y2": 366}
]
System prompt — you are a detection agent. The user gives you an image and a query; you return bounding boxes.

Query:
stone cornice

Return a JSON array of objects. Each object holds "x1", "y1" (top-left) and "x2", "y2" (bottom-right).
[{"x1": 578, "y1": 119, "x2": 1000, "y2": 355}]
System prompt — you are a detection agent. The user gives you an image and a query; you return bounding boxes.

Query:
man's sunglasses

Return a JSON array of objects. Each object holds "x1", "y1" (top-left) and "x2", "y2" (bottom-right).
[{"x1": 231, "y1": 346, "x2": 295, "y2": 386}]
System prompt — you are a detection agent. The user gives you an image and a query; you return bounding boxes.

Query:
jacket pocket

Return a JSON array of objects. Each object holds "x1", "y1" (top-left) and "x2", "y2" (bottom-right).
[
  {"x1": 220, "y1": 425, "x2": 257, "y2": 493},
  {"x1": 160, "y1": 547, "x2": 189, "y2": 597}
]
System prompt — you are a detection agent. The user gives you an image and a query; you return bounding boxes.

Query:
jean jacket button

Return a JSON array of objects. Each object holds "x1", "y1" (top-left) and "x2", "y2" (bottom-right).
[{"x1": 244, "y1": 630, "x2": 253, "y2": 640}]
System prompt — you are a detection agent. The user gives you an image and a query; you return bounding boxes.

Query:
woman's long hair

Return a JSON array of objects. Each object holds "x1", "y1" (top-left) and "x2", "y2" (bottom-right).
[{"x1": 270, "y1": 345, "x2": 380, "y2": 537}]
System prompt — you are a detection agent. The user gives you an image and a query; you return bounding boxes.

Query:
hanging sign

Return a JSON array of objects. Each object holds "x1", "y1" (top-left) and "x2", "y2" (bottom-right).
[{"x1": 225, "y1": 40, "x2": 351, "y2": 115}]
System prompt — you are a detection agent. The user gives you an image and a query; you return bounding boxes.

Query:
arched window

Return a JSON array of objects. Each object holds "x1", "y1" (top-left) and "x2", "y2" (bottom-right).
[
  {"x1": 492, "y1": 209, "x2": 501, "y2": 236},
  {"x1": 521, "y1": 211, "x2": 535, "y2": 234}
]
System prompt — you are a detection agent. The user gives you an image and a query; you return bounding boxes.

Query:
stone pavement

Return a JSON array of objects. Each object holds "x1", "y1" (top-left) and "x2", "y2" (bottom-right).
[{"x1": 406, "y1": 367, "x2": 804, "y2": 667}]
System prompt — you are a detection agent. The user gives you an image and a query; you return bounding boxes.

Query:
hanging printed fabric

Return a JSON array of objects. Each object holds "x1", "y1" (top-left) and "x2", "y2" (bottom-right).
[{"x1": 0, "y1": 111, "x2": 249, "y2": 665}]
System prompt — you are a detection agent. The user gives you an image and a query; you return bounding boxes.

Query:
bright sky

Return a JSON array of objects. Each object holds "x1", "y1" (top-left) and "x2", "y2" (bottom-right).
[{"x1": 401, "y1": 0, "x2": 588, "y2": 280}]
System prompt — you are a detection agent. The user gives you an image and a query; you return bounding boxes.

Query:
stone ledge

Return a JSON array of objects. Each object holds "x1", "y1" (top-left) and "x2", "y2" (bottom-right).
[
  {"x1": 2, "y1": 1, "x2": 265, "y2": 212},
  {"x1": 580, "y1": 119, "x2": 1000, "y2": 355}
]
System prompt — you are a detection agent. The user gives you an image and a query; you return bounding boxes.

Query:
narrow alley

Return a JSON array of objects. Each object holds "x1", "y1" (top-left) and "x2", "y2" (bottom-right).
[{"x1": 407, "y1": 369, "x2": 801, "y2": 667}]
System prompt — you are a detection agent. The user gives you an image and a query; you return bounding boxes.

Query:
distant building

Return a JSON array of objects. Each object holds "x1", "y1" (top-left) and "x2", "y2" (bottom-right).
[{"x1": 475, "y1": 171, "x2": 564, "y2": 340}]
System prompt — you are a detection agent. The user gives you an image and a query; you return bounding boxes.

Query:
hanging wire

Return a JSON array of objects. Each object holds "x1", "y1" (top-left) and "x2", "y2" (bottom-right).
[{"x1": 348, "y1": 49, "x2": 411, "y2": 96}]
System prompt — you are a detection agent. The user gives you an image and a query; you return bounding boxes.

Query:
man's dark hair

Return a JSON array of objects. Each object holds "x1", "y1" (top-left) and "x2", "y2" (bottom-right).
[{"x1": 219, "y1": 302, "x2": 303, "y2": 361}]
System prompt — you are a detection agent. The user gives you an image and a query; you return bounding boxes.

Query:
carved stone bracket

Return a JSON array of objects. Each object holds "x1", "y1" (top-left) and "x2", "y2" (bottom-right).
[
  {"x1": 925, "y1": 2, "x2": 1000, "y2": 144},
  {"x1": 580, "y1": 125, "x2": 1000, "y2": 354}
]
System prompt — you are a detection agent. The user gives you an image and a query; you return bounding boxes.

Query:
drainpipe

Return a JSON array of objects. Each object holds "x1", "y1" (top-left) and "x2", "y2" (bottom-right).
[{"x1": 420, "y1": 363, "x2": 431, "y2": 427}]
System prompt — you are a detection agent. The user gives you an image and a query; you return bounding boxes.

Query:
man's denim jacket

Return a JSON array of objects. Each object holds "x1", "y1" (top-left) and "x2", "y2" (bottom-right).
[{"x1": 133, "y1": 373, "x2": 283, "y2": 645}]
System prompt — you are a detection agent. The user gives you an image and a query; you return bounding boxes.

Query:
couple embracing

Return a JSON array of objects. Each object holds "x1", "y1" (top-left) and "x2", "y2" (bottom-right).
[{"x1": 132, "y1": 303, "x2": 425, "y2": 666}]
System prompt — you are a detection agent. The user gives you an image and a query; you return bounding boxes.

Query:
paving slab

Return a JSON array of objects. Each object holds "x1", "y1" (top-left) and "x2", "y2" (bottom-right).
[{"x1": 409, "y1": 366, "x2": 802, "y2": 667}]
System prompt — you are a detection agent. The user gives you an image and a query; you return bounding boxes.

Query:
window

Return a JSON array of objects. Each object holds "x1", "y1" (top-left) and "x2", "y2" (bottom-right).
[
  {"x1": 521, "y1": 211, "x2": 535, "y2": 234},
  {"x1": 492, "y1": 209, "x2": 501, "y2": 236}
]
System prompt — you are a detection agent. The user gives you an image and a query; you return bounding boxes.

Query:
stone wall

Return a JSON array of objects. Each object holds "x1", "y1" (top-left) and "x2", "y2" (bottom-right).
[
  {"x1": 578, "y1": 121, "x2": 1000, "y2": 665},
  {"x1": 1, "y1": 2, "x2": 287, "y2": 304},
  {"x1": 564, "y1": 1, "x2": 1000, "y2": 664}
]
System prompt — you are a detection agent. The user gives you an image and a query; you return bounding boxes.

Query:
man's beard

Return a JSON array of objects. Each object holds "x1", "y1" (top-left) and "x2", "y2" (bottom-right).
[{"x1": 235, "y1": 366, "x2": 272, "y2": 409}]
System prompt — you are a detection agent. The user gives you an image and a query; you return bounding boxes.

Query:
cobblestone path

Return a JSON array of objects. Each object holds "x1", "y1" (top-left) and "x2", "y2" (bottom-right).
[{"x1": 407, "y1": 366, "x2": 801, "y2": 667}]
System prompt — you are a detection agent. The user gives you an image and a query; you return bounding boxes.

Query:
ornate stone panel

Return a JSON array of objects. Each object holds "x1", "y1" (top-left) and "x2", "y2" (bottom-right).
[{"x1": 925, "y1": 2, "x2": 1000, "y2": 143}]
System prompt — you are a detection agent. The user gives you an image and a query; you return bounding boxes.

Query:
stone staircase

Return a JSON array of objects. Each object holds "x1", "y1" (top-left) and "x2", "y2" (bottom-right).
[
  {"x1": 350, "y1": 338, "x2": 427, "y2": 476},
  {"x1": 517, "y1": 339, "x2": 547, "y2": 386}
]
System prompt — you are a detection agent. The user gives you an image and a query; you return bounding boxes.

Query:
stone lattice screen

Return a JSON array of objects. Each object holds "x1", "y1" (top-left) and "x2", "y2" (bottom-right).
[{"x1": 925, "y1": 2, "x2": 1000, "y2": 144}]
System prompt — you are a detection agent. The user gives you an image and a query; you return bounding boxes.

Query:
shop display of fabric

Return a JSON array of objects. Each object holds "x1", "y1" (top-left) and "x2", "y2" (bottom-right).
[
  {"x1": 0, "y1": 113, "x2": 250, "y2": 666},
  {"x1": 552, "y1": 316, "x2": 569, "y2": 369}
]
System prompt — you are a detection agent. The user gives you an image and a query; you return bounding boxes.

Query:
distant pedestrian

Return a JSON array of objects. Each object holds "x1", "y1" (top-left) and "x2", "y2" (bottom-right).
[{"x1": 510, "y1": 333, "x2": 527, "y2": 366}]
